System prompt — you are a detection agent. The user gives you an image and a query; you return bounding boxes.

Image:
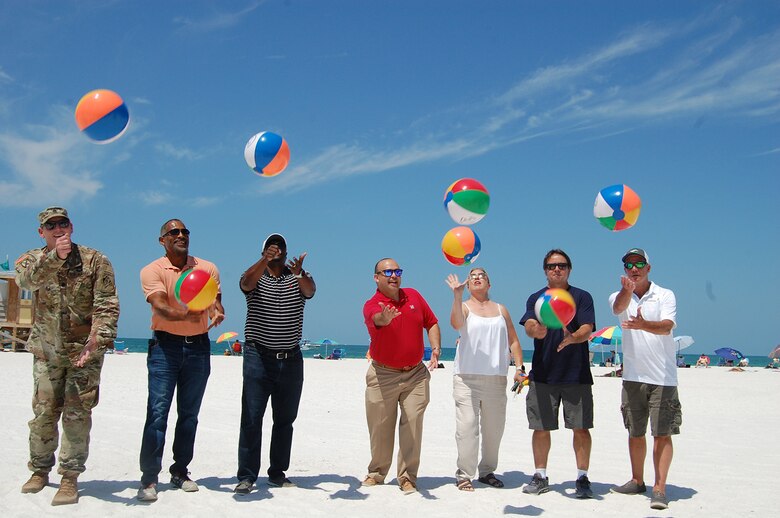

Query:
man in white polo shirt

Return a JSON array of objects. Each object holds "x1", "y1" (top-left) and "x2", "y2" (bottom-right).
[{"x1": 608, "y1": 248, "x2": 680, "y2": 511}]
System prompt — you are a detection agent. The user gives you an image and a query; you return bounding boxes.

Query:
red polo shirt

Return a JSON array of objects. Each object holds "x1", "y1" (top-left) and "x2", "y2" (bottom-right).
[{"x1": 363, "y1": 288, "x2": 438, "y2": 368}]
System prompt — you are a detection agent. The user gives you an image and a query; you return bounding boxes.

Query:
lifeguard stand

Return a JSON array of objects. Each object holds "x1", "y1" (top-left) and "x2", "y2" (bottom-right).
[{"x1": 0, "y1": 270, "x2": 34, "y2": 352}]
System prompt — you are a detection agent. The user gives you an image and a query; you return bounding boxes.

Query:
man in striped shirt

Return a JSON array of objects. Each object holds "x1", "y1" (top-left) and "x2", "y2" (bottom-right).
[{"x1": 234, "y1": 234, "x2": 316, "y2": 494}]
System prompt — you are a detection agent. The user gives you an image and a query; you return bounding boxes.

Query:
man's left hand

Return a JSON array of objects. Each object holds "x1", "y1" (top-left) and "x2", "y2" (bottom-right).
[
  {"x1": 622, "y1": 306, "x2": 646, "y2": 331},
  {"x1": 287, "y1": 252, "x2": 308, "y2": 275},
  {"x1": 76, "y1": 333, "x2": 99, "y2": 367},
  {"x1": 427, "y1": 347, "x2": 441, "y2": 371}
]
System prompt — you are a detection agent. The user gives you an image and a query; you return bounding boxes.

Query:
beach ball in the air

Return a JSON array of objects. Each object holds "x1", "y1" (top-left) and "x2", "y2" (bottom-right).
[
  {"x1": 443, "y1": 178, "x2": 490, "y2": 225},
  {"x1": 244, "y1": 131, "x2": 290, "y2": 177},
  {"x1": 175, "y1": 269, "x2": 218, "y2": 311},
  {"x1": 534, "y1": 288, "x2": 576, "y2": 329},
  {"x1": 74, "y1": 89, "x2": 130, "y2": 144},
  {"x1": 441, "y1": 226, "x2": 481, "y2": 266},
  {"x1": 593, "y1": 184, "x2": 641, "y2": 231}
]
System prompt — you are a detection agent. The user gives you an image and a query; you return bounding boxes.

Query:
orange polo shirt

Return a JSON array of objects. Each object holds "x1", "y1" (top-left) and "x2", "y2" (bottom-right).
[{"x1": 140, "y1": 255, "x2": 220, "y2": 336}]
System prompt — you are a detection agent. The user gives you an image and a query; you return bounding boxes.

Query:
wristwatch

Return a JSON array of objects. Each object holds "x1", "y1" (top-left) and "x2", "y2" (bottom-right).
[{"x1": 294, "y1": 270, "x2": 306, "y2": 279}]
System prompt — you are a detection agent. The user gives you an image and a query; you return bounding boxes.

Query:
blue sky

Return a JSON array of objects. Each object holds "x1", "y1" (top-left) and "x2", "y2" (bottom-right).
[{"x1": 1, "y1": 1, "x2": 778, "y2": 355}]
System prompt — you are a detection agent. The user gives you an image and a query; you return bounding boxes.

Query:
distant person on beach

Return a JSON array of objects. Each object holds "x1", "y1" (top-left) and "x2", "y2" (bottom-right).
[
  {"x1": 15, "y1": 207, "x2": 119, "y2": 506},
  {"x1": 609, "y1": 248, "x2": 679, "y2": 511},
  {"x1": 695, "y1": 354, "x2": 710, "y2": 367},
  {"x1": 519, "y1": 249, "x2": 595, "y2": 499},
  {"x1": 362, "y1": 258, "x2": 441, "y2": 494},
  {"x1": 137, "y1": 219, "x2": 224, "y2": 502},
  {"x1": 234, "y1": 234, "x2": 315, "y2": 494},
  {"x1": 446, "y1": 268, "x2": 523, "y2": 491}
]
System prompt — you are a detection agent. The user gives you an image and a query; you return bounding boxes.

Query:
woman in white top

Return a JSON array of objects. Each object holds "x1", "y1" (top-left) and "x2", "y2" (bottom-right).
[{"x1": 446, "y1": 267, "x2": 523, "y2": 491}]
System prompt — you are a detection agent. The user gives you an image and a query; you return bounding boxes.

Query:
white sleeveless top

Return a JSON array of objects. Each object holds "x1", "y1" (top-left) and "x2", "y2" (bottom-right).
[{"x1": 454, "y1": 304, "x2": 510, "y2": 376}]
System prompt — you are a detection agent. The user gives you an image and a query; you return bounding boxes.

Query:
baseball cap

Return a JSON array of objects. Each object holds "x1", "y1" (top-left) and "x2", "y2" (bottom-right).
[
  {"x1": 621, "y1": 248, "x2": 650, "y2": 264},
  {"x1": 38, "y1": 207, "x2": 69, "y2": 225},
  {"x1": 262, "y1": 233, "x2": 287, "y2": 251}
]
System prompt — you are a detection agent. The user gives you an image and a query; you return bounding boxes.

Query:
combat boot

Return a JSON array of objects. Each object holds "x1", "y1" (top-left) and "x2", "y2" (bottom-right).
[
  {"x1": 21, "y1": 471, "x2": 49, "y2": 493},
  {"x1": 51, "y1": 475, "x2": 78, "y2": 506}
]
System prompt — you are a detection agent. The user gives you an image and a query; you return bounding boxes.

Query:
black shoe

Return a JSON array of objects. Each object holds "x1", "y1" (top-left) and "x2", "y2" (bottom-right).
[
  {"x1": 610, "y1": 479, "x2": 647, "y2": 494},
  {"x1": 234, "y1": 479, "x2": 253, "y2": 494},
  {"x1": 575, "y1": 475, "x2": 593, "y2": 499},
  {"x1": 522, "y1": 473, "x2": 549, "y2": 495},
  {"x1": 170, "y1": 473, "x2": 198, "y2": 492},
  {"x1": 268, "y1": 476, "x2": 296, "y2": 488}
]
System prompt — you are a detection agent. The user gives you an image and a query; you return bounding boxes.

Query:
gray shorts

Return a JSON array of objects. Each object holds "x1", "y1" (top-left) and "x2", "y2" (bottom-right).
[
  {"x1": 525, "y1": 381, "x2": 593, "y2": 431},
  {"x1": 621, "y1": 381, "x2": 682, "y2": 437}
]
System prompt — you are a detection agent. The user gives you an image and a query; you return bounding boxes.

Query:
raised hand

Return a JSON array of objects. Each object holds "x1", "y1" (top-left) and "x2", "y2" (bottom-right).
[
  {"x1": 445, "y1": 274, "x2": 467, "y2": 294},
  {"x1": 287, "y1": 252, "x2": 308, "y2": 276}
]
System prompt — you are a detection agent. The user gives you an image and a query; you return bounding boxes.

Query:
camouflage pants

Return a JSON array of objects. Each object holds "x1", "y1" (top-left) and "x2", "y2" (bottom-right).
[{"x1": 28, "y1": 353, "x2": 104, "y2": 476}]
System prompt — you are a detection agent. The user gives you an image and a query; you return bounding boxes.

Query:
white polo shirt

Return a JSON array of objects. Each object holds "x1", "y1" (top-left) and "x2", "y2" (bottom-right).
[{"x1": 609, "y1": 282, "x2": 678, "y2": 386}]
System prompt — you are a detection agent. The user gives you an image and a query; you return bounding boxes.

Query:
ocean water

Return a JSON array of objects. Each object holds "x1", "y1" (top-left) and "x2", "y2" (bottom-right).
[{"x1": 111, "y1": 338, "x2": 776, "y2": 368}]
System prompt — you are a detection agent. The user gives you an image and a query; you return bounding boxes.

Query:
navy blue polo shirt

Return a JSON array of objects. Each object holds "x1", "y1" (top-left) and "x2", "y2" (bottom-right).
[{"x1": 520, "y1": 285, "x2": 595, "y2": 385}]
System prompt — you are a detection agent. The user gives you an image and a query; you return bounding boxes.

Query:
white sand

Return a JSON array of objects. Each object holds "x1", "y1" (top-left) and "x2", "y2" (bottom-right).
[{"x1": 0, "y1": 353, "x2": 778, "y2": 517}]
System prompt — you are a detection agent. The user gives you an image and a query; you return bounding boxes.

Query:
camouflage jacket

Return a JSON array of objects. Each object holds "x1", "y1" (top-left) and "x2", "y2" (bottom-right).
[{"x1": 15, "y1": 244, "x2": 120, "y2": 361}]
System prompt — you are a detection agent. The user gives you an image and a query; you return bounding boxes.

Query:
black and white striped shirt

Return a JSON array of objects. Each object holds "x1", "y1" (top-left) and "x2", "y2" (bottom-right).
[{"x1": 242, "y1": 269, "x2": 309, "y2": 350}]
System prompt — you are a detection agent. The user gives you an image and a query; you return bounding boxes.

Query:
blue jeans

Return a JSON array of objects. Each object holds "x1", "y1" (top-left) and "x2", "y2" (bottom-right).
[
  {"x1": 139, "y1": 333, "x2": 211, "y2": 485},
  {"x1": 237, "y1": 343, "x2": 304, "y2": 482}
]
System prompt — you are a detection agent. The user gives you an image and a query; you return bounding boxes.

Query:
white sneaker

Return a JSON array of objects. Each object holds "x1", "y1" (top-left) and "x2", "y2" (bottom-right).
[{"x1": 137, "y1": 483, "x2": 158, "y2": 502}]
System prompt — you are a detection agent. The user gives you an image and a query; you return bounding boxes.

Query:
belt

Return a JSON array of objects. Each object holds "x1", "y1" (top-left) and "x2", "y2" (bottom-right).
[
  {"x1": 247, "y1": 341, "x2": 301, "y2": 360},
  {"x1": 372, "y1": 360, "x2": 421, "y2": 372},
  {"x1": 153, "y1": 330, "x2": 208, "y2": 344}
]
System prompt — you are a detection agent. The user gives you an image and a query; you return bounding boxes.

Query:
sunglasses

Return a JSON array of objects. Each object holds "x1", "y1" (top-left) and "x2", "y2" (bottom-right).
[
  {"x1": 624, "y1": 261, "x2": 647, "y2": 270},
  {"x1": 377, "y1": 269, "x2": 403, "y2": 277},
  {"x1": 42, "y1": 219, "x2": 70, "y2": 230},
  {"x1": 469, "y1": 273, "x2": 487, "y2": 280},
  {"x1": 544, "y1": 263, "x2": 569, "y2": 271},
  {"x1": 162, "y1": 228, "x2": 191, "y2": 238}
]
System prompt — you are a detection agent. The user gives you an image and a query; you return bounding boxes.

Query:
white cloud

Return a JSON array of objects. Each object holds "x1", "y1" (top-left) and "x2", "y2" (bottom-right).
[
  {"x1": 173, "y1": 1, "x2": 264, "y2": 33},
  {"x1": 155, "y1": 142, "x2": 204, "y2": 161}
]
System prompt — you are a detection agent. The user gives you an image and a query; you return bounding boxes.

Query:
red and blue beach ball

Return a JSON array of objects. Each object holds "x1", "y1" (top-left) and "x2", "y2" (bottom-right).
[
  {"x1": 593, "y1": 184, "x2": 642, "y2": 231},
  {"x1": 441, "y1": 226, "x2": 481, "y2": 266},
  {"x1": 74, "y1": 89, "x2": 130, "y2": 144},
  {"x1": 244, "y1": 131, "x2": 291, "y2": 177},
  {"x1": 443, "y1": 178, "x2": 490, "y2": 225}
]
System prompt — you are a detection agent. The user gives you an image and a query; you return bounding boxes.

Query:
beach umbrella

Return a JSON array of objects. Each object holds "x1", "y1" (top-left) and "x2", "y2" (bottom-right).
[
  {"x1": 589, "y1": 326, "x2": 622, "y2": 364},
  {"x1": 216, "y1": 331, "x2": 239, "y2": 344},
  {"x1": 768, "y1": 345, "x2": 780, "y2": 359},
  {"x1": 674, "y1": 335, "x2": 695, "y2": 356},
  {"x1": 315, "y1": 338, "x2": 339, "y2": 356},
  {"x1": 714, "y1": 347, "x2": 744, "y2": 362}
]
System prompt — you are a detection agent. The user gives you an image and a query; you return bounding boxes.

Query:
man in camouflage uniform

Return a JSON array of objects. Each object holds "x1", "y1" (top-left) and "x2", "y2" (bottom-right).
[{"x1": 15, "y1": 207, "x2": 119, "y2": 506}]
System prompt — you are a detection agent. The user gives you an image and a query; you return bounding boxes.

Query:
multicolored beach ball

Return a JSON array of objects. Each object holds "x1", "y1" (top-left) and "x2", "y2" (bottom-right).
[
  {"x1": 443, "y1": 178, "x2": 490, "y2": 225},
  {"x1": 441, "y1": 226, "x2": 481, "y2": 266},
  {"x1": 534, "y1": 288, "x2": 576, "y2": 329},
  {"x1": 593, "y1": 184, "x2": 641, "y2": 231},
  {"x1": 175, "y1": 269, "x2": 218, "y2": 311},
  {"x1": 244, "y1": 131, "x2": 290, "y2": 177},
  {"x1": 74, "y1": 89, "x2": 130, "y2": 144}
]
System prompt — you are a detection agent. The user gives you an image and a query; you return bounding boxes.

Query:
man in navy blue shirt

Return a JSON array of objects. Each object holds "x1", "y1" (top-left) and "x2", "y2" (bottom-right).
[{"x1": 520, "y1": 249, "x2": 595, "y2": 499}]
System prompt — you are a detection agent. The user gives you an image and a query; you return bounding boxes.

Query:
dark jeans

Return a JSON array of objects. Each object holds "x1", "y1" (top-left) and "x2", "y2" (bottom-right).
[
  {"x1": 139, "y1": 333, "x2": 211, "y2": 485},
  {"x1": 237, "y1": 343, "x2": 304, "y2": 483}
]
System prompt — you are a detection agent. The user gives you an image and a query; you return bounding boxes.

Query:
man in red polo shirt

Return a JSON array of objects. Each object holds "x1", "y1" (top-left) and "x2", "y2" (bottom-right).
[{"x1": 361, "y1": 258, "x2": 441, "y2": 494}]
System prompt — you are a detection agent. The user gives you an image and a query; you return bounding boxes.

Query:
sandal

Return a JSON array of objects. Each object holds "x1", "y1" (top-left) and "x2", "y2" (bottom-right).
[
  {"x1": 456, "y1": 479, "x2": 474, "y2": 492},
  {"x1": 478, "y1": 473, "x2": 504, "y2": 488}
]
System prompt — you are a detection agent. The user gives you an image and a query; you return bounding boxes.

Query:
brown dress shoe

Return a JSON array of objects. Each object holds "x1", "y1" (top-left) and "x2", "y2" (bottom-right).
[
  {"x1": 21, "y1": 472, "x2": 49, "y2": 494},
  {"x1": 51, "y1": 475, "x2": 78, "y2": 506}
]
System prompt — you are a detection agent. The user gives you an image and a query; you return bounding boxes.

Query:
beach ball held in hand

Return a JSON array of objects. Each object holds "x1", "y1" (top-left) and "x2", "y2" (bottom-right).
[
  {"x1": 534, "y1": 288, "x2": 576, "y2": 329},
  {"x1": 244, "y1": 131, "x2": 290, "y2": 177},
  {"x1": 74, "y1": 89, "x2": 130, "y2": 144},
  {"x1": 443, "y1": 178, "x2": 490, "y2": 225},
  {"x1": 175, "y1": 269, "x2": 218, "y2": 311},
  {"x1": 441, "y1": 226, "x2": 481, "y2": 266},
  {"x1": 593, "y1": 184, "x2": 641, "y2": 231}
]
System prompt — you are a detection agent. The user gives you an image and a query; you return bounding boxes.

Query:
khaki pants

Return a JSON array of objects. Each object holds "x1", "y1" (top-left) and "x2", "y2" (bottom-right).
[
  {"x1": 365, "y1": 362, "x2": 430, "y2": 484},
  {"x1": 452, "y1": 374, "x2": 507, "y2": 481}
]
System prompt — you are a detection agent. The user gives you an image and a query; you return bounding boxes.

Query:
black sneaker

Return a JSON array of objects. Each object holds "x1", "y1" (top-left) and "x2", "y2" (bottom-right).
[
  {"x1": 268, "y1": 476, "x2": 296, "y2": 488},
  {"x1": 234, "y1": 479, "x2": 253, "y2": 494},
  {"x1": 575, "y1": 475, "x2": 593, "y2": 499},
  {"x1": 170, "y1": 473, "x2": 198, "y2": 492},
  {"x1": 522, "y1": 473, "x2": 549, "y2": 495}
]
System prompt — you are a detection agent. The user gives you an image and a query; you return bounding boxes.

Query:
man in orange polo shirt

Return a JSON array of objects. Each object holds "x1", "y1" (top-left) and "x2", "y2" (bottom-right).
[
  {"x1": 136, "y1": 219, "x2": 225, "y2": 502},
  {"x1": 361, "y1": 258, "x2": 441, "y2": 494}
]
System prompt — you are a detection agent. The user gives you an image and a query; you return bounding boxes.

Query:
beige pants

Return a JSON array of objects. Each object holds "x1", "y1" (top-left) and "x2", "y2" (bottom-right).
[
  {"x1": 452, "y1": 374, "x2": 508, "y2": 481},
  {"x1": 365, "y1": 362, "x2": 430, "y2": 484}
]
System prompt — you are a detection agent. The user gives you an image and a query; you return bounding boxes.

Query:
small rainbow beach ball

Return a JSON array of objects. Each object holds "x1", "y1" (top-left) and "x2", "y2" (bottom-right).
[
  {"x1": 534, "y1": 288, "x2": 576, "y2": 329},
  {"x1": 443, "y1": 178, "x2": 490, "y2": 225},
  {"x1": 441, "y1": 226, "x2": 481, "y2": 266},
  {"x1": 593, "y1": 184, "x2": 641, "y2": 231},
  {"x1": 244, "y1": 131, "x2": 290, "y2": 177},
  {"x1": 175, "y1": 269, "x2": 218, "y2": 311},
  {"x1": 74, "y1": 89, "x2": 129, "y2": 144}
]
